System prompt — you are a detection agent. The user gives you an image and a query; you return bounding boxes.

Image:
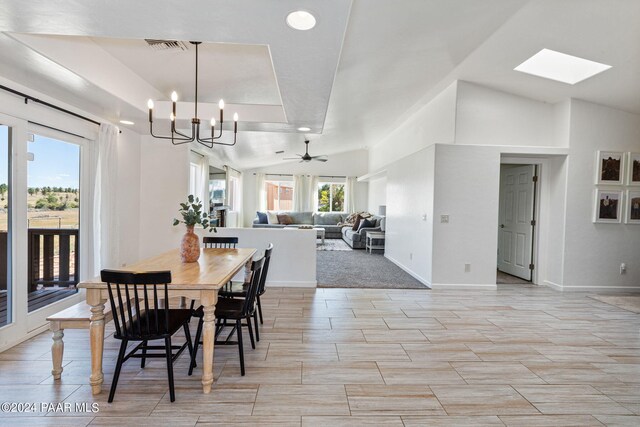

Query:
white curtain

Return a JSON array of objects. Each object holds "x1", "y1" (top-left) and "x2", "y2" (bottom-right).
[
  {"x1": 255, "y1": 172, "x2": 266, "y2": 212},
  {"x1": 310, "y1": 175, "x2": 319, "y2": 212},
  {"x1": 225, "y1": 166, "x2": 243, "y2": 226},
  {"x1": 293, "y1": 174, "x2": 309, "y2": 211},
  {"x1": 93, "y1": 123, "x2": 119, "y2": 273},
  {"x1": 197, "y1": 154, "x2": 210, "y2": 215},
  {"x1": 346, "y1": 176, "x2": 357, "y2": 214}
]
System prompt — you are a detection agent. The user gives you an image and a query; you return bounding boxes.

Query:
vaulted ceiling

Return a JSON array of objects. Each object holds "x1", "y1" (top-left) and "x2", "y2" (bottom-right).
[{"x1": 0, "y1": 0, "x2": 638, "y2": 169}]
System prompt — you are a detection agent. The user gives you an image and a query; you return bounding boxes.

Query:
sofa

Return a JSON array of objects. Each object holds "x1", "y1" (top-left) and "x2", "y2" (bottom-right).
[
  {"x1": 341, "y1": 215, "x2": 385, "y2": 249},
  {"x1": 253, "y1": 211, "x2": 345, "y2": 239}
]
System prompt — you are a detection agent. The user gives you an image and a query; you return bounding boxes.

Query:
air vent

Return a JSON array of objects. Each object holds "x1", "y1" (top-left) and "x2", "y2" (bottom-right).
[
  {"x1": 145, "y1": 39, "x2": 189, "y2": 51},
  {"x1": 275, "y1": 150, "x2": 285, "y2": 154}
]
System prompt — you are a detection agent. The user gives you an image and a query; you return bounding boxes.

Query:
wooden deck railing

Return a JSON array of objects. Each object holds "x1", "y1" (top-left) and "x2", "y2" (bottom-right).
[{"x1": 28, "y1": 228, "x2": 79, "y2": 292}]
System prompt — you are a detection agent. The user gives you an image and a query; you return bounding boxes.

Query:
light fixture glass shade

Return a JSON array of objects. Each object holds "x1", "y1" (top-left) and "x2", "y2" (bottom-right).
[{"x1": 286, "y1": 10, "x2": 316, "y2": 30}]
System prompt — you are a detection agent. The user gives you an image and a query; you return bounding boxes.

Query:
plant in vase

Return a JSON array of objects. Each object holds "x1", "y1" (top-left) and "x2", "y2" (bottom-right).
[{"x1": 173, "y1": 195, "x2": 216, "y2": 263}]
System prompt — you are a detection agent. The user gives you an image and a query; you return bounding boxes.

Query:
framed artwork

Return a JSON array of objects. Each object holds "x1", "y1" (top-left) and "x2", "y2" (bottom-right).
[
  {"x1": 625, "y1": 190, "x2": 640, "y2": 224},
  {"x1": 596, "y1": 151, "x2": 624, "y2": 185},
  {"x1": 627, "y1": 152, "x2": 640, "y2": 186},
  {"x1": 593, "y1": 189, "x2": 623, "y2": 223}
]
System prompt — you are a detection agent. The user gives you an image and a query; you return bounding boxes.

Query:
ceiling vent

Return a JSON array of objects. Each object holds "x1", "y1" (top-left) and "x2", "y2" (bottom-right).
[{"x1": 144, "y1": 39, "x2": 189, "y2": 51}]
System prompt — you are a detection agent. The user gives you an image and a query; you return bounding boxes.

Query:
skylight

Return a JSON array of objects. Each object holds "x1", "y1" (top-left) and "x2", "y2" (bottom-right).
[{"x1": 514, "y1": 49, "x2": 611, "y2": 85}]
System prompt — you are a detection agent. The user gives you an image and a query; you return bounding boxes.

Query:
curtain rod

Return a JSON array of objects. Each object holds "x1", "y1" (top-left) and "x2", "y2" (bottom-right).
[
  {"x1": 254, "y1": 173, "x2": 348, "y2": 179},
  {"x1": 29, "y1": 121, "x2": 91, "y2": 140},
  {"x1": 0, "y1": 84, "x2": 101, "y2": 126},
  {"x1": 225, "y1": 165, "x2": 242, "y2": 175}
]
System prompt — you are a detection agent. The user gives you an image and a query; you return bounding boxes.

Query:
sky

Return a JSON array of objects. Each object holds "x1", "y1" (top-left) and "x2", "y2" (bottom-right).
[{"x1": 0, "y1": 126, "x2": 80, "y2": 189}]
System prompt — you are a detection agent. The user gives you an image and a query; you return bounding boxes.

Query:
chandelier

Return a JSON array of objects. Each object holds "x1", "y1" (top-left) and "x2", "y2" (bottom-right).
[{"x1": 146, "y1": 41, "x2": 238, "y2": 147}]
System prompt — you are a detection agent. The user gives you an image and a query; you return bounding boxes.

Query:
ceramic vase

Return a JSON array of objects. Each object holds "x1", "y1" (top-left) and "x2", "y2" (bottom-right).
[{"x1": 180, "y1": 225, "x2": 200, "y2": 263}]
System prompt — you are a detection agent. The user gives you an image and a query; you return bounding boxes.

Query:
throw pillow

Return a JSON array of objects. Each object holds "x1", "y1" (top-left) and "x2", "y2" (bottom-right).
[
  {"x1": 266, "y1": 211, "x2": 279, "y2": 224},
  {"x1": 256, "y1": 211, "x2": 268, "y2": 224},
  {"x1": 352, "y1": 214, "x2": 362, "y2": 231},
  {"x1": 358, "y1": 218, "x2": 375, "y2": 231},
  {"x1": 277, "y1": 213, "x2": 293, "y2": 225}
]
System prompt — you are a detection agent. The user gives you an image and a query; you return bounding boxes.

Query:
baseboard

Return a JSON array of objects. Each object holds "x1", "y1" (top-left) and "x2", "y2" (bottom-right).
[
  {"x1": 384, "y1": 255, "x2": 431, "y2": 288},
  {"x1": 266, "y1": 280, "x2": 317, "y2": 288},
  {"x1": 0, "y1": 323, "x2": 50, "y2": 353},
  {"x1": 562, "y1": 285, "x2": 640, "y2": 292},
  {"x1": 543, "y1": 280, "x2": 563, "y2": 291},
  {"x1": 430, "y1": 283, "x2": 497, "y2": 290}
]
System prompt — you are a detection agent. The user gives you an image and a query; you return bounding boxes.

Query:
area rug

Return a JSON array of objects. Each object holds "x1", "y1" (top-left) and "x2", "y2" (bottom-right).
[
  {"x1": 316, "y1": 238, "x2": 353, "y2": 251},
  {"x1": 317, "y1": 250, "x2": 428, "y2": 289},
  {"x1": 588, "y1": 294, "x2": 640, "y2": 314}
]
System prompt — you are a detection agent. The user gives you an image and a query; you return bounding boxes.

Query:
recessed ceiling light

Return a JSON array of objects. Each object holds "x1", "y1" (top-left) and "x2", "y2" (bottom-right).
[
  {"x1": 514, "y1": 48, "x2": 611, "y2": 85},
  {"x1": 119, "y1": 120, "x2": 135, "y2": 125},
  {"x1": 297, "y1": 126, "x2": 311, "y2": 132},
  {"x1": 286, "y1": 11, "x2": 316, "y2": 31}
]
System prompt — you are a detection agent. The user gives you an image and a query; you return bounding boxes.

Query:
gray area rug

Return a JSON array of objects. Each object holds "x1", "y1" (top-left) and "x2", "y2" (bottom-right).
[
  {"x1": 317, "y1": 250, "x2": 428, "y2": 289},
  {"x1": 317, "y1": 238, "x2": 352, "y2": 251}
]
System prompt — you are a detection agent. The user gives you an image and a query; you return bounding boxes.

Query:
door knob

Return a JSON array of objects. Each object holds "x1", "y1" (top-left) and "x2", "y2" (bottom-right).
[{"x1": 500, "y1": 224, "x2": 505, "y2": 228}]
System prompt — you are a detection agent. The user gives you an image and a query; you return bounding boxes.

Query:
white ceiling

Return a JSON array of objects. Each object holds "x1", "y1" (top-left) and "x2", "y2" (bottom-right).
[{"x1": 0, "y1": 0, "x2": 638, "y2": 170}]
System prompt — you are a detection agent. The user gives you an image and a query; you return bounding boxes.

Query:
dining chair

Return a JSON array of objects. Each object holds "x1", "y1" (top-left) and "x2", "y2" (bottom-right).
[
  {"x1": 203, "y1": 236, "x2": 238, "y2": 248},
  {"x1": 189, "y1": 256, "x2": 265, "y2": 376},
  {"x1": 101, "y1": 269, "x2": 194, "y2": 403},
  {"x1": 219, "y1": 243, "x2": 273, "y2": 341}
]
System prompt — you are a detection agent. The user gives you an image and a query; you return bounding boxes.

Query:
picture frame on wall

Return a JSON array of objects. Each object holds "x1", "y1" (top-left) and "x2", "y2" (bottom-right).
[
  {"x1": 626, "y1": 190, "x2": 640, "y2": 224},
  {"x1": 596, "y1": 151, "x2": 624, "y2": 185},
  {"x1": 627, "y1": 152, "x2": 640, "y2": 186},
  {"x1": 593, "y1": 189, "x2": 623, "y2": 223}
]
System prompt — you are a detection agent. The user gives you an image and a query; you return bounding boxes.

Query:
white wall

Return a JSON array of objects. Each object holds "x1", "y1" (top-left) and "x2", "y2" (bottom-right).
[
  {"x1": 367, "y1": 176, "x2": 387, "y2": 214},
  {"x1": 368, "y1": 81, "x2": 457, "y2": 171},
  {"x1": 384, "y1": 146, "x2": 434, "y2": 285},
  {"x1": 243, "y1": 148, "x2": 369, "y2": 226},
  {"x1": 431, "y1": 144, "x2": 501, "y2": 288},
  {"x1": 196, "y1": 227, "x2": 317, "y2": 287},
  {"x1": 138, "y1": 136, "x2": 189, "y2": 259},
  {"x1": 562, "y1": 99, "x2": 640, "y2": 290},
  {"x1": 454, "y1": 80, "x2": 559, "y2": 147}
]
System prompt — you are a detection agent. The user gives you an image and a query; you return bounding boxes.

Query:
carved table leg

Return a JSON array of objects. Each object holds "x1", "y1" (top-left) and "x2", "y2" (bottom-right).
[
  {"x1": 50, "y1": 323, "x2": 64, "y2": 380},
  {"x1": 200, "y1": 290, "x2": 218, "y2": 393},
  {"x1": 87, "y1": 289, "x2": 106, "y2": 395}
]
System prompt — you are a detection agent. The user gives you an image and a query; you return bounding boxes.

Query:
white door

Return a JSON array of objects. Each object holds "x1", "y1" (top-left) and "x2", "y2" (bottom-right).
[{"x1": 498, "y1": 165, "x2": 535, "y2": 280}]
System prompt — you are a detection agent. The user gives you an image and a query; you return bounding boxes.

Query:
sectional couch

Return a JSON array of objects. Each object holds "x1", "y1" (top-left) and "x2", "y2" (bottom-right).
[{"x1": 253, "y1": 211, "x2": 386, "y2": 248}]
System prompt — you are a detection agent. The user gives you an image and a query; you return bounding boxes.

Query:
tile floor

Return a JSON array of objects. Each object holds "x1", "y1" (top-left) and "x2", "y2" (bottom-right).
[{"x1": 0, "y1": 285, "x2": 639, "y2": 426}]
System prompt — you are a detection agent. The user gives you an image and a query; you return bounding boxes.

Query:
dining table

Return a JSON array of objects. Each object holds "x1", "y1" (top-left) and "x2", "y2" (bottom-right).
[{"x1": 77, "y1": 247, "x2": 257, "y2": 395}]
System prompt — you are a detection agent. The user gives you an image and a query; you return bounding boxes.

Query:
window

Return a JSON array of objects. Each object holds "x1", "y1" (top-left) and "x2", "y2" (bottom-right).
[
  {"x1": 266, "y1": 180, "x2": 293, "y2": 211},
  {"x1": 317, "y1": 182, "x2": 345, "y2": 212},
  {"x1": 189, "y1": 162, "x2": 199, "y2": 196}
]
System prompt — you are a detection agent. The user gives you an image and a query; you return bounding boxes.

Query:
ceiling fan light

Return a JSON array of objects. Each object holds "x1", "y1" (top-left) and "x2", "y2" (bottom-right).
[{"x1": 171, "y1": 91, "x2": 178, "y2": 102}]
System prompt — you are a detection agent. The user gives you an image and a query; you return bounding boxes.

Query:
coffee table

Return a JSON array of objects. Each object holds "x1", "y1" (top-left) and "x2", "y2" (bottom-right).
[{"x1": 284, "y1": 226, "x2": 325, "y2": 244}]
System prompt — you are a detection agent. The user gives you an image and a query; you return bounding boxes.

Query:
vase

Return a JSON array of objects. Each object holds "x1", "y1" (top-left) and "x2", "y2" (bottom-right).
[{"x1": 180, "y1": 225, "x2": 200, "y2": 263}]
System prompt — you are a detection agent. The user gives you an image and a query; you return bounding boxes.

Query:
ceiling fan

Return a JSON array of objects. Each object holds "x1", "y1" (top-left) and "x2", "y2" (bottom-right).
[{"x1": 283, "y1": 140, "x2": 328, "y2": 162}]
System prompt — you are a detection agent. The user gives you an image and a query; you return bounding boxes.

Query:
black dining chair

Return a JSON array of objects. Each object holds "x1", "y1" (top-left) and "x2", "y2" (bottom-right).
[
  {"x1": 189, "y1": 256, "x2": 265, "y2": 377},
  {"x1": 101, "y1": 269, "x2": 193, "y2": 403},
  {"x1": 219, "y1": 243, "x2": 273, "y2": 341},
  {"x1": 203, "y1": 236, "x2": 238, "y2": 248}
]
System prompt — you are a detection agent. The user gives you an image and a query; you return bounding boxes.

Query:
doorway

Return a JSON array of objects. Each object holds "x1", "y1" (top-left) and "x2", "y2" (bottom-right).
[{"x1": 497, "y1": 164, "x2": 537, "y2": 282}]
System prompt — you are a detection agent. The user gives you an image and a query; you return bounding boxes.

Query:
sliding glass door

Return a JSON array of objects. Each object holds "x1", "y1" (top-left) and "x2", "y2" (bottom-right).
[{"x1": 0, "y1": 125, "x2": 12, "y2": 329}]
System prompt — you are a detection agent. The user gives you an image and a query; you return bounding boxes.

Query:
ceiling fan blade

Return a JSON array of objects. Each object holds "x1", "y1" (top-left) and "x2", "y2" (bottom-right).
[
  {"x1": 312, "y1": 158, "x2": 328, "y2": 162},
  {"x1": 283, "y1": 157, "x2": 301, "y2": 160}
]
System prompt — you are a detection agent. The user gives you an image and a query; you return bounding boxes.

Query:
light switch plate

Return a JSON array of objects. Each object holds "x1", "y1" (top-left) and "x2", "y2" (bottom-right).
[{"x1": 440, "y1": 215, "x2": 449, "y2": 223}]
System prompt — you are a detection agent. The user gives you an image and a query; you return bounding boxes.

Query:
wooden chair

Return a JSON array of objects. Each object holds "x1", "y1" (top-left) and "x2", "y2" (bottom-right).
[
  {"x1": 189, "y1": 257, "x2": 264, "y2": 376},
  {"x1": 219, "y1": 243, "x2": 273, "y2": 341},
  {"x1": 101, "y1": 269, "x2": 194, "y2": 403}
]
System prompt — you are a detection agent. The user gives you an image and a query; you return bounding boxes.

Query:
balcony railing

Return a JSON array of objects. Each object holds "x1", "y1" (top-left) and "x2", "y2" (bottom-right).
[{"x1": 27, "y1": 228, "x2": 79, "y2": 292}]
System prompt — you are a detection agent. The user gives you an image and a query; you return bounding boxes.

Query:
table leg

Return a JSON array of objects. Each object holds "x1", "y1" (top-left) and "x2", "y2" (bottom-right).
[
  {"x1": 200, "y1": 290, "x2": 218, "y2": 393},
  {"x1": 87, "y1": 289, "x2": 106, "y2": 395},
  {"x1": 50, "y1": 323, "x2": 64, "y2": 380}
]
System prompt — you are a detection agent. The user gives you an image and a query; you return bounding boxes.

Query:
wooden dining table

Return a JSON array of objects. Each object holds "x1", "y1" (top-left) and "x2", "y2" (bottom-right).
[{"x1": 77, "y1": 247, "x2": 257, "y2": 395}]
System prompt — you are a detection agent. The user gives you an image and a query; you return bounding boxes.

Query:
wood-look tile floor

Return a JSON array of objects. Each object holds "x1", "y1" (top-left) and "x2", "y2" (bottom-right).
[{"x1": 1, "y1": 285, "x2": 639, "y2": 426}]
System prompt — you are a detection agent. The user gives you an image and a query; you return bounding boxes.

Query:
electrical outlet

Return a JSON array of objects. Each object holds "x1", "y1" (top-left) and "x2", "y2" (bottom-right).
[
  {"x1": 440, "y1": 215, "x2": 449, "y2": 223},
  {"x1": 620, "y1": 263, "x2": 627, "y2": 274},
  {"x1": 464, "y1": 263, "x2": 471, "y2": 272}
]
